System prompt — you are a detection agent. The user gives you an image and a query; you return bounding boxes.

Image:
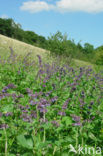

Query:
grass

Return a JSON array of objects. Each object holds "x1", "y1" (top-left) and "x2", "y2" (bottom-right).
[{"x1": 0, "y1": 34, "x2": 49, "y2": 60}]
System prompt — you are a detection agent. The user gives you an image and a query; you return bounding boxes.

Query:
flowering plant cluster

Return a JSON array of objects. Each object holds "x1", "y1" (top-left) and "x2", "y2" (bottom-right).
[{"x1": 0, "y1": 49, "x2": 103, "y2": 155}]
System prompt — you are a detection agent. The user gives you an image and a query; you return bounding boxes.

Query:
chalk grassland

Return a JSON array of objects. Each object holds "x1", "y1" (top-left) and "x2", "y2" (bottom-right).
[{"x1": 0, "y1": 34, "x2": 50, "y2": 59}]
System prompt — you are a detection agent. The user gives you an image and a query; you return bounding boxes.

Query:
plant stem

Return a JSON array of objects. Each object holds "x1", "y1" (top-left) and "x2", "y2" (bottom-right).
[{"x1": 4, "y1": 128, "x2": 7, "y2": 156}]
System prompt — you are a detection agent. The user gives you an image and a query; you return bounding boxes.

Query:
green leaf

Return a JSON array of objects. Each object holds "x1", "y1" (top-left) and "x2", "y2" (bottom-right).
[
  {"x1": 17, "y1": 134, "x2": 33, "y2": 149},
  {"x1": 61, "y1": 152, "x2": 69, "y2": 156},
  {"x1": 22, "y1": 153, "x2": 33, "y2": 156},
  {"x1": 2, "y1": 105, "x2": 13, "y2": 113},
  {"x1": 62, "y1": 116, "x2": 72, "y2": 126},
  {"x1": 89, "y1": 132, "x2": 97, "y2": 141},
  {"x1": 8, "y1": 154, "x2": 15, "y2": 156}
]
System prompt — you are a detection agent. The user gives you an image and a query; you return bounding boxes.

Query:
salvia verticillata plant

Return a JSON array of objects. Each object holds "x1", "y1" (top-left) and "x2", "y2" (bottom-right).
[{"x1": 0, "y1": 48, "x2": 103, "y2": 155}]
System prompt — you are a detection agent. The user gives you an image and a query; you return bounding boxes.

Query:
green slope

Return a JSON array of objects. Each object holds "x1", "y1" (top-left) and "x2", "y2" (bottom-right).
[{"x1": 0, "y1": 34, "x2": 49, "y2": 58}]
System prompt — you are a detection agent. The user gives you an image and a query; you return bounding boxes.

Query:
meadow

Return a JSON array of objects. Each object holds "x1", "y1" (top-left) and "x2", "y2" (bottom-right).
[{"x1": 0, "y1": 35, "x2": 103, "y2": 156}]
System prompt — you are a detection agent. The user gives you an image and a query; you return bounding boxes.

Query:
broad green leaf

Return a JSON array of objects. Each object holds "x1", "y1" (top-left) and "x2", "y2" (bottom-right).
[
  {"x1": 17, "y1": 134, "x2": 33, "y2": 149},
  {"x1": 62, "y1": 116, "x2": 72, "y2": 126}
]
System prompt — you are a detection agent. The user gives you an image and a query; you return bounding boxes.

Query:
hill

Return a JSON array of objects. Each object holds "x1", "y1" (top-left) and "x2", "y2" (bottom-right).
[{"x1": 0, "y1": 34, "x2": 49, "y2": 59}]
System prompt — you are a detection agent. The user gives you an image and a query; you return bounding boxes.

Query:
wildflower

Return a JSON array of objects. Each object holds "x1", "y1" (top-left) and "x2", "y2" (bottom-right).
[
  {"x1": 58, "y1": 111, "x2": 66, "y2": 116},
  {"x1": 51, "y1": 120, "x2": 60, "y2": 127},
  {"x1": 71, "y1": 115, "x2": 81, "y2": 122},
  {"x1": 72, "y1": 123, "x2": 82, "y2": 126},
  {"x1": 0, "y1": 112, "x2": 2, "y2": 117},
  {"x1": 62, "y1": 98, "x2": 71, "y2": 110},
  {"x1": 4, "y1": 112, "x2": 13, "y2": 117},
  {"x1": 37, "y1": 55, "x2": 42, "y2": 67},
  {"x1": 51, "y1": 96, "x2": 58, "y2": 103},
  {"x1": 0, "y1": 124, "x2": 9, "y2": 129},
  {"x1": 30, "y1": 100, "x2": 38, "y2": 106},
  {"x1": 40, "y1": 118, "x2": 48, "y2": 123},
  {"x1": 31, "y1": 111, "x2": 37, "y2": 118},
  {"x1": 7, "y1": 83, "x2": 16, "y2": 89},
  {"x1": 90, "y1": 101, "x2": 94, "y2": 105}
]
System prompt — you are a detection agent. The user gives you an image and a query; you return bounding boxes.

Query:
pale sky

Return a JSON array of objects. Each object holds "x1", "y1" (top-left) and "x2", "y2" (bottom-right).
[{"x1": 0, "y1": 0, "x2": 103, "y2": 47}]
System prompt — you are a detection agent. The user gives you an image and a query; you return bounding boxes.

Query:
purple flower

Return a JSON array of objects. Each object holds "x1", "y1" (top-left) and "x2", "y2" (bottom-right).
[
  {"x1": 0, "y1": 112, "x2": 2, "y2": 117},
  {"x1": 17, "y1": 94, "x2": 24, "y2": 98},
  {"x1": 72, "y1": 123, "x2": 82, "y2": 126},
  {"x1": 71, "y1": 87, "x2": 76, "y2": 92},
  {"x1": 4, "y1": 112, "x2": 13, "y2": 117},
  {"x1": 2, "y1": 87, "x2": 8, "y2": 93},
  {"x1": 22, "y1": 110, "x2": 28, "y2": 113},
  {"x1": 62, "y1": 98, "x2": 71, "y2": 110},
  {"x1": 25, "y1": 105, "x2": 30, "y2": 109},
  {"x1": 0, "y1": 124, "x2": 9, "y2": 129},
  {"x1": 18, "y1": 104, "x2": 25, "y2": 110},
  {"x1": 40, "y1": 118, "x2": 48, "y2": 123},
  {"x1": 31, "y1": 111, "x2": 37, "y2": 118},
  {"x1": 30, "y1": 100, "x2": 38, "y2": 106},
  {"x1": 2, "y1": 84, "x2": 16, "y2": 93},
  {"x1": 90, "y1": 101, "x2": 94, "y2": 105},
  {"x1": 7, "y1": 84, "x2": 16, "y2": 89},
  {"x1": 71, "y1": 114, "x2": 81, "y2": 122},
  {"x1": 51, "y1": 96, "x2": 58, "y2": 103},
  {"x1": 20, "y1": 113, "x2": 32, "y2": 122},
  {"x1": 51, "y1": 120, "x2": 60, "y2": 127},
  {"x1": 37, "y1": 55, "x2": 42, "y2": 67},
  {"x1": 88, "y1": 106, "x2": 92, "y2": 109},
  {"x1": 40, "y1": 108, "x2": 48, "y2": 113},
  {"x1": 12, "y1": 93, "x2": 17, "y2": 99},
  {"x1": 52, "y1": 84, "x2": 56, "y2": 90},
  {"x1": 58, "y1": 111, "x2": 66, "y2": 116},
  {"x1": 26, "y1": 88, "x2": 33, "y2": 95}
]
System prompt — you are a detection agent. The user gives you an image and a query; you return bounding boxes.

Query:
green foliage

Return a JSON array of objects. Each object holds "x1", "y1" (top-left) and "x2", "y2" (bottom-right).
[
  {"x1": 0, "y1": 49, "x2": 103, "y2": 155},
  {"x1": 0, "y1": 17, "x2": 103, "y2": 65},
  {"x1": 95, "y1": 46, "x2": 103, "y2": 65},
  {"x1": 83, "y1": 43, "x2": 94, "y2": 54},
  {"x1": 47, "y1": 31, "x2": 76, "y2": 56},
  {"x1": 0, "y1": 18, "x2": 47, "y2": 49},
  {"x1": 0, "y1": 18, "x2": 14, "y2": 37}
]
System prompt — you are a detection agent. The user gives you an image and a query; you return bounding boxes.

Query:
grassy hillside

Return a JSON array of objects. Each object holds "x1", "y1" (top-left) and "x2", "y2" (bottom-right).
[
  {"x1": 0, "y1": 34, "x2": 49, "y2": 59},
  {"x1": 0, "y1": 34, "x2": 102, "y2": 72}
]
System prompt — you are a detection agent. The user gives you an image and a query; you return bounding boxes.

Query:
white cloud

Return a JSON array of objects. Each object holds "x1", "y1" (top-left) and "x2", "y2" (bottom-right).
[
  {"x1": 1, "y1": 14, "x2": 8, "y2": 19},
  {"x1": 56, "y1": 0, "x2": 103, "y2": 13},
  {"x1": 20, "y1": 0, "x2": 54, "y2": 13},
  {"x1": 20, "y1": 0, "x2": 103, "y2": 13}
]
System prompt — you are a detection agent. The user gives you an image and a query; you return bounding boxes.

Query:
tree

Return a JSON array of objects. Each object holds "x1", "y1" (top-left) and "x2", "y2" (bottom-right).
[
  {"x1": 83, "y1": 43, "x2": 94, "y2": 53},
  {"x1": 0, "y1": 18, "x2": 14, "y2": 37}
]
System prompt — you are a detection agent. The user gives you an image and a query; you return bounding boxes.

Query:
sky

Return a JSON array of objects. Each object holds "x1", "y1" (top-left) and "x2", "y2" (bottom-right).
[{"x1": 0, "y1": 0, "x2": 103, "y2": 48}]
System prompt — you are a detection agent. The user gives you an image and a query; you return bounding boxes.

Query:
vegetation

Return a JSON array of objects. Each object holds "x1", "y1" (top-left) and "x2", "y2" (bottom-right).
[
  {"x1": 0, "y1": 48, "x2": 103, "y2": 155},
  {"x1": 0, "y1": 18, "x2": 103, "y2": 65},
  {"x1": 0, "y1": 18, "x2": 47, "y2": 49}
]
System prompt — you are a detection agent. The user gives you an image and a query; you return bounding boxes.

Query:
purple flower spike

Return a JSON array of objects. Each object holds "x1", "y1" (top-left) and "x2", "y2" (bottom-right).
[
  {"x1": 51, "y1": 120, "x2": 60, "y2": 127},
  {"x1": 58, "y1": 111, "x2": 66, "y2": 116},
  {"x1": 7, "y1": 84, "x2": 16, "y2": 89},
  {"x1": 51, "y1": 96, "x2": 58, "y2": 103},
  {"x1": 4, "y1": 112, "x2": 13, "y2": 117},
  {"x1": 31, "y1": 111, "x2": 37, "y2": 118},
  {"x1": 40, "y1": 108, "x2": 48, "y2": 114},
  {"x1": 0, "y1": 112, "x2": 2, "y2": 117},
  {"x1": 71, "y1": 114, "x2": 81, "y2": 122},
  {"x1": 37, "y1": 55, "x2": 42, "y2": 67},
  {"x1": 72, "y1": 123, "x2": 82, "y2": 126},
  {"x1": 90, "y1": 101, "x2": 94, "y2": 105},
  {"x1": 30, "y1": 100, "x2": 38, "y2": 106},
  {"x1": 0, "y1": 124, "x2": 9, "y2": 129}
]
